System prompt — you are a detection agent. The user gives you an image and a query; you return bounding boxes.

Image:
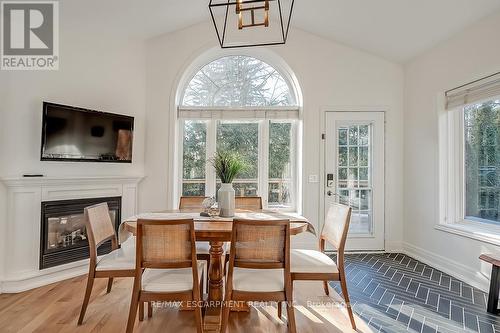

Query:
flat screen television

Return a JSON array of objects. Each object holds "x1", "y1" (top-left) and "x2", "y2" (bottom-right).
[{"x1": 41, "y1": 102, "x2": 134, "y2": 163}]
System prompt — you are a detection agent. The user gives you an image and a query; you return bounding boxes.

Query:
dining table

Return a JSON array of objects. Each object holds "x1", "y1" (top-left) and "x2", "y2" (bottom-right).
[{"x1": 120, "y1": 208, "x2": 314, "y2": 333}]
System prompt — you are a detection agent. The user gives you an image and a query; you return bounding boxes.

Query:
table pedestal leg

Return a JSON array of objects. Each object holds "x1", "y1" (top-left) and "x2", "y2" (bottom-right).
[{"x1": 204, "y1": 241, "x2": 224, "y2": 332}]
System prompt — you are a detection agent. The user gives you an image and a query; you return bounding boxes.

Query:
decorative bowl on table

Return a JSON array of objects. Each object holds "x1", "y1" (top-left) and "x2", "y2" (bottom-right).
[
  {"x1": 200, "y1": 197, "x2": 219, "y2": 217},
  {"x1": 207, "y1": 206, "x2": 221, "y2": 217}
]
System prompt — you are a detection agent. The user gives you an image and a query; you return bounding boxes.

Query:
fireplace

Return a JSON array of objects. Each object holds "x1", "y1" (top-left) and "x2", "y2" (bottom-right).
[{"x1": 40, "y1": 196, "x2": 122, "y2": 269}]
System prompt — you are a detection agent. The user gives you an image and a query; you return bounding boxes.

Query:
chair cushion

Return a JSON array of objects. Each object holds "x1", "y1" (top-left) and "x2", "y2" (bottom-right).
[
  {"x1": 96, "y1": 238, "x2": 135, "y2": 271},
  {"x1": 120, "y1": 235, "x2": 136, "y2": 251},
  {"x1": 291, "y1": 249, "x2": 338, "y2": 274},
  {"x1": 196, "y1": 241, "x2": 210, "y2": 255},
  {"x1": 142, "y1": 262, "x2": 206, "y2": 292},
  {"x1": 231, "y1": 268, "x2": 284, "y2": 292}
]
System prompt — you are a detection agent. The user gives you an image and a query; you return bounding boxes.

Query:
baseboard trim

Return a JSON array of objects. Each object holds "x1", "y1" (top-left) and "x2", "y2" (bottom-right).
[
  {"x1": 402, "y1": 242, "x2": 489, "y2": 292},
  {"x1": 0, "y1": 265, "x2": 88, "y2": 293}
]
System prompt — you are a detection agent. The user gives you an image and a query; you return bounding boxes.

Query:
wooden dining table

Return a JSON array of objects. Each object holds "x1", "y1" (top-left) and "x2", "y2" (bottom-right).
[{"x1": 121, "y1": 209, "x2": 314, "y2": 332}]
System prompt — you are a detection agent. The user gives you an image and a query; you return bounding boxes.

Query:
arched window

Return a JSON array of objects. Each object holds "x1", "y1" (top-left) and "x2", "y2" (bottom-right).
[
  {"x1": 178, "y1": 55, "x2": 300, "y2": 210},
  {"x1": 182, "y1": 56, "x2": 296, "y2": 107}
]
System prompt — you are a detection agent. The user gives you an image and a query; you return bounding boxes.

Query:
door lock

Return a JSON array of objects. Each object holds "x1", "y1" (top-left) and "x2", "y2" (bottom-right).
[{"x1": 327, "y1": 173, "x2": 334, "y2": 187}]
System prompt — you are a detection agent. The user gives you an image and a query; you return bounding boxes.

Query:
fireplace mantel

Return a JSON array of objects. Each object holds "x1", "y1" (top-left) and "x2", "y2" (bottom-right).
[
  {"x1": 1, "y1": 175, "x2": 144, "y2": 188},
  {"x1": 0, "y1": 175, "x2": 143, "y2": 293}
]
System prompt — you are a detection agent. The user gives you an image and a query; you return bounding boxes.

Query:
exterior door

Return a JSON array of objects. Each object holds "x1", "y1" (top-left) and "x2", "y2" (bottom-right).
[{"x1": 324, "y1": 111, "x2": 385, "y2": 251}]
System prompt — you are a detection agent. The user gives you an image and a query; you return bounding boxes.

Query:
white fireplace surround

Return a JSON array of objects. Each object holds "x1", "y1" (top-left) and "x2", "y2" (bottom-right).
[{"x1": 0, "y1": 175, "x2": 143, "y2": 293}]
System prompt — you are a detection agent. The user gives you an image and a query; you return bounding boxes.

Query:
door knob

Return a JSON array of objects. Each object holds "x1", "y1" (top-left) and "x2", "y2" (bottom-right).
[{"x1": 327, "y1": 190, "x2": 333, "y2": 196}]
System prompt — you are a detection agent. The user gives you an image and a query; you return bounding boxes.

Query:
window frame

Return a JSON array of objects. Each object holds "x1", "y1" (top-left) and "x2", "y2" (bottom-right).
[
  {"x1": 178, "y1": 117, "x2": 299, "y2": 211},
  {"x1": 180, "y1": 55, "x2": 297, "y2": 108},
  {"x1": 438, "y1": 95, "x2": 500, "y2": 244},
  {"x1": 175, "y1": 54, "x2": 302, "y2": 212}
]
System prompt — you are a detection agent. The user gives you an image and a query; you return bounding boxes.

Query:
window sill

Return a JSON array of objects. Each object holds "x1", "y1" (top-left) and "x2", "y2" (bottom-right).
[{"x1": 435, "y1": 221, "x2": 500, "y2": 246}]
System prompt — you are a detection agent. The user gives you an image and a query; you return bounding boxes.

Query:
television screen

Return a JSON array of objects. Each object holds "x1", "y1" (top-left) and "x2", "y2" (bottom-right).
[{"x1": 41, "y1": 102, "x2": 134, "y2": 162}]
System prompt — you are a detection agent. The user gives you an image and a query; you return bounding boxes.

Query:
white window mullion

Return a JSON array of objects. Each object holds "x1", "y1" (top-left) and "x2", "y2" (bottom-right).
[
  {"x1": 291, "y1": 120, "x2": 298, "y2": 212},
  {"x1": 177, "y1": 120, "x2": 186, "y2": 203},
  {"x1": 206, "y1": 120, "x2": 217, "y2": 197},
  {"x1": 259, "y1": 120, "x2": 269, "y2": 208},
  {"x1": 458, "y1": 113, "x2": 466, "y2": 222}
]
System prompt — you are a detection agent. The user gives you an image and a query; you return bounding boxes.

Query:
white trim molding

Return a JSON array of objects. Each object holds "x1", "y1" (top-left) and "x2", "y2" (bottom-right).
[
  {"x1": 168, "y1": 47, "x2": 304, "y2": 210},
  {"x1": 435, "y1": 222, "x2": 500, "y2": 247},
  {"x1": 0, "y1": 175, "x2": 143, "y2": 293},
  {"x1": 319, "y1": 106, "x2": 389, "y2": 251},
  {"x1": 438, "y1": 92, "x2": 500, "y2": 245},
  {"x1": 402, "y1": 242, "x2": 490, "y2": 292}
]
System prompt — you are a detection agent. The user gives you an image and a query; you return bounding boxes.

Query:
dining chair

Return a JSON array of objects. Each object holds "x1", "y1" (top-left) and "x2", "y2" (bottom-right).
[
  {"x1": 234, "y1": 196, "x2": 263, "y2": 210},
  {"x1": 221, "y1": 219, "x2": 296, "y2": 333},
  {"x1": 290, "y1": 203, "x2": 356, "y2": 330},
  {"x1": 126, "y1": 218, "x2": 205, "y2": 333},
  {"x1": 179, "y1": 196, "x2": 208, "y2": 209},
  {"x1": 78, "y1": 203, "x2": 136, "y2": 325},
  {"x1": 224, "y1": 196, "x2": 263, "y2": 264}
]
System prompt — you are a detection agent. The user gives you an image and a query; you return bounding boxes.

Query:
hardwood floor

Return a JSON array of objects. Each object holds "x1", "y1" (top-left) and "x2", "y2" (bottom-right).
[{"x1": 0, "y1": 275, "x2": 372, "y2": 332}]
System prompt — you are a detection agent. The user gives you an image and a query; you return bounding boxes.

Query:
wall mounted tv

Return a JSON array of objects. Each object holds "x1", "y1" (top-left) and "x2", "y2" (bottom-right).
[{"x1": 41, "y1": 102, "x2": 134, "y2": 163}]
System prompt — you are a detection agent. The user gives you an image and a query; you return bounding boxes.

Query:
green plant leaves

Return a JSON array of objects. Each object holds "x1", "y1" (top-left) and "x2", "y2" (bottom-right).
[{"x1": 209, "y1": 150, "x2": 246, "y2": 184}]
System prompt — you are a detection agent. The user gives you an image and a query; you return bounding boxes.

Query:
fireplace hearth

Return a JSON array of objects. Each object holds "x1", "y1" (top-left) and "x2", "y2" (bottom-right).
[{"x1": 40, "y1": 196, "x2": 121, "y2": 269}]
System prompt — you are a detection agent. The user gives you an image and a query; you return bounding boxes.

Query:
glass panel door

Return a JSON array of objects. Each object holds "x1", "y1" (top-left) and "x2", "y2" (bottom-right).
[
  {"x1": 325, "y1": 111, "x2": 385, "y2": 251},
  {"x1": 336, "y1": 124, "x2": 373, "y2": 234}
]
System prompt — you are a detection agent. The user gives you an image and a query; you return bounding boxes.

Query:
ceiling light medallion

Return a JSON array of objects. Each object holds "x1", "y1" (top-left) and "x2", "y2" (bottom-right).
[{"x1": 209, "y1": 0, "x2": 294, "y2": 48}]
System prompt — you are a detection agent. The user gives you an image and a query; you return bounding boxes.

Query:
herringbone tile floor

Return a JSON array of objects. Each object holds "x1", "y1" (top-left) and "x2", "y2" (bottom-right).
[{"x1": 328, "y1": 253, "x2": 500, "y2": 333}]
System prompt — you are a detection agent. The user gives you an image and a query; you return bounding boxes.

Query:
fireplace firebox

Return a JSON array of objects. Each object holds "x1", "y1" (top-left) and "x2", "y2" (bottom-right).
[{"x1": 40, "y1": 197, "x2": 121, "y2": 269}]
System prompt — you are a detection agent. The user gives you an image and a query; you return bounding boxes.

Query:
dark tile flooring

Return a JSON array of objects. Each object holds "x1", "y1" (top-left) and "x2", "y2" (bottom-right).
[{"x1": 328, "y1": 253, "x2": 500, "y2": 333}]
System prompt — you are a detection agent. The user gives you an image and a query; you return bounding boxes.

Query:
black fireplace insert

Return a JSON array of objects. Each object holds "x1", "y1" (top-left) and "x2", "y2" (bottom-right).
[{"x1": 40, "y1": 196, "x2": 121, "y2": 269}]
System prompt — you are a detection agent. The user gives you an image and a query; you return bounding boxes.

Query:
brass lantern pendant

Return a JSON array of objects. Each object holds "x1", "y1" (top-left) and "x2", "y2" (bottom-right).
[{"x1": 236, "y1": 0, "x2": 270, "y2": 30}]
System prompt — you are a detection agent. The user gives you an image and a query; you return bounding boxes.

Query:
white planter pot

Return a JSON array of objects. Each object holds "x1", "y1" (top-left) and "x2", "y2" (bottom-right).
[{"x1": 218, "y1": 183, "x2": 235, "y2": 217}]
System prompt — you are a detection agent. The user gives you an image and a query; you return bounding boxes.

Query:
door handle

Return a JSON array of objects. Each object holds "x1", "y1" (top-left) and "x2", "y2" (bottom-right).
[{"x1": 327, "y1": 190, "x2": 333, "y2": 196}]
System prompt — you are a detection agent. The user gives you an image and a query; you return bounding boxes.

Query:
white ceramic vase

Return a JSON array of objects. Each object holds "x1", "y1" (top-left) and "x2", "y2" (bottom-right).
[{"x1": 218, "y1": 183, "x2": 235, "y2": 217}]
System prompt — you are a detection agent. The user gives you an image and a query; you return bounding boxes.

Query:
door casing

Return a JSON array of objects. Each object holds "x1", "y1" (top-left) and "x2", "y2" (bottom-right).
[{"x1": 319, "y1": 107, "x2": 386, "y2": 251}]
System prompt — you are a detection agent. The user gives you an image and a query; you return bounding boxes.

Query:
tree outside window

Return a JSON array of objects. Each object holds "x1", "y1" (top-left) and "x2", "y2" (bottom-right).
[
  {"x1": 464, "y1": 100, "x2": 500, "y2": 223},
  {"x1": 179, "y1": 55, "x2": 299, "y2": 210}
]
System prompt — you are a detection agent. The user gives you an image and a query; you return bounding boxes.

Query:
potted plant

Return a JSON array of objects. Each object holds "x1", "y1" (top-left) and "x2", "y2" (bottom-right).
[{"x1": 210, "y1": 150, "x2": 245, "y2": 217}]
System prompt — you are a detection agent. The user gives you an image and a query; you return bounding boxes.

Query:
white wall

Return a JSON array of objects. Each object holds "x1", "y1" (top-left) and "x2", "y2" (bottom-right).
[
  {"x1": 0, "y1": 72, "x2": 9, "y2": 286},
  {"x1": 0, "y1": 3, "x2": 146, "y2": 179},
  {"x1": 140, "y1": 22, "x2": 405, "y2": 250},
  {"x1": 404, "y1": 11, "x2": 500, "y2": 291},
  {"x1": 0, "y1": 5, "x2": 146, "y2": 289}
]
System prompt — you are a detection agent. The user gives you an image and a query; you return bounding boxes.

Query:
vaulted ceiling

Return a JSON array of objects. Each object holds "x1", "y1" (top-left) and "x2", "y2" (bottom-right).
[{"x1": 64, "y1": 0, "x2": 500, "y2": 63}]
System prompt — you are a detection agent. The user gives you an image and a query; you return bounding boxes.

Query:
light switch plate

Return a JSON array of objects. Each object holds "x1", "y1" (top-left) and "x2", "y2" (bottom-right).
[{"x1": 308, "y1": 175, "x2": 319, "y2": 183}]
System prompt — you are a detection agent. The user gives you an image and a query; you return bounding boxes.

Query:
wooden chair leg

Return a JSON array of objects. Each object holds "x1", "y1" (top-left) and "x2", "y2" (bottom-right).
[
  {"x1": 77, "y1": 274, "x2": 95, "y2": 325},
  {"x1": 285, "y1": 281, "x2": 296, "y2": 333},
  {"x1": 200, "y1": 270, "x2": 205, "y2": 297},
  {"x1": 126, "y1": 282, "x2": 141, "y2": 333},
  {"x1": 194, "y1": 301, "x2": 203, "y2": 333},
  {"x1": 285, "y1": 301, "x2": 297, "y2": 333},
  {"x1": 277, "y1": 301, "x2": 282, "y2": 319},
  {"x1": 323, "y1": 280, "x2": 330, "y2": 296},
  {"x1": 148, "y1": 302, "x2": 153, "y2": 318},
  {"x1": 197, "y1": 254, "x2": 210, "y2": 288},
  {"x1": 139, "y1": 302, "x2": 144, "y2": 321},
  {"x1": 339, "y1": 275, "x2": 356, "y2": 330},
  {"x1": 221, "y1": 292, "x2": 231, "y2": 333},
  {"x1": 106, "y1": 277, "x2": 114, "y2": 294}
]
